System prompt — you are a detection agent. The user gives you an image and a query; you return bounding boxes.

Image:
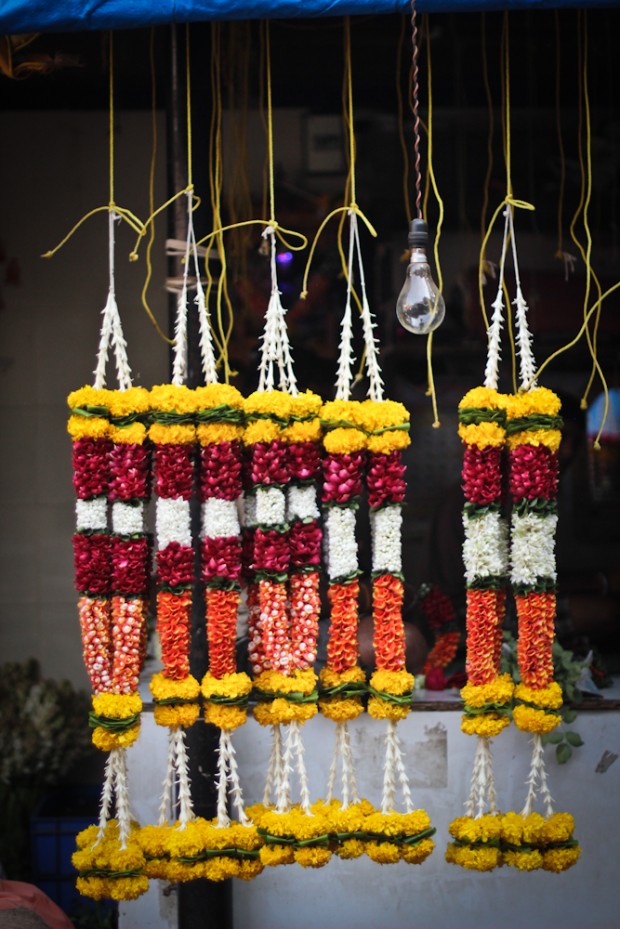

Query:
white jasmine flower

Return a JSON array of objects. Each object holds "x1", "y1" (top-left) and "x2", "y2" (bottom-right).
[
  {"x1": 256, "y1": 485, "x2": 286, "y2": 526},
  {"x1": 370, "y1": 506, "x2": 403, "y2": 574},
  {"x1": 112, "y1": 501, "x2": 144, "y2": 535},
  {"x1": 326, "y1": 507, "x2": 358, "y2": 579},
  {"x1": 511, "y1": 512, "x2": 558, "y2": 585},
  {"x1": 75, "y1": 497, "x2": 107, "y2": 531},
  {"x1": 462, "y1": 511, "x2": 509, "y2": 583},
  {"x1": 201, "y1": 498, "x2": 240, "y2": 539},
  {"x1": 287, "y1": 485, "x2": 319, "y2": 521},
  {"x1": 157, "y1": 498, "x2": 192, "y2": 549}
]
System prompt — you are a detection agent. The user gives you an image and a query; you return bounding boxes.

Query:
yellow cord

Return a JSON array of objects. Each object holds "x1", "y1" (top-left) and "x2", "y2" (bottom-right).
[
  {"x1": 42, "y1": 32, "x2": 144, "y2": 258},
  {"x1": 140, "y1": 29, "x2": 171, "y2": 344},
  {"x1": 300, "y1": 17, "x2": 376, "y2": 301}
]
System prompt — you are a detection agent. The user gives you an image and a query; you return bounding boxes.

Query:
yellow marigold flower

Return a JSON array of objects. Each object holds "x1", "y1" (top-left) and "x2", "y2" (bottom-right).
[
  {"x1": 237, "y1": 860, "x2": 264, "y2": 881},
  {"x1": 505, "y1": 387, "x2": 561, "y2": 419},
  {"x1": 319, "y1": 800, "x2": 368, "y2": 834},
  {"x1": 513, "y1": 705, "x2": 562, "y2": 734},
  {"x1": 323, "y1": 427, "x2": 367, "y2": 454},
  {"x1": 370, "y1": 669, "x2": 414, "y2": 696},
  {"x1": 93, "y1": 692, "x2": 142, "y2": 719},
  {"x1": 254, "y1": 700, "x2": 317, "y2": 726},
  {"x1": 197, "y1": 423, "x2": 244, "y2": 445},
  {"x1": 204, "y1": 858, "x2": 242, "y2": 881},
  {"x1": 244, "y1": 419, "x2": 281, "y2": 445},
  {"x1": 151, "y1": 384, "x2": 198, "y2": 413},
  {"x1": 504, "y1": 848, "x2": 543, "y2": 871},
  {"x1": 107, "y1": 387, "x2": 151, "y2": 417},
  {"x1": 204, "y1": 705, "x2": 248, "y2": 730},
  {"x1": 245, "y1": 389, "x2": 292, "y2": 419},
  {"x1": 202, "y1": 671, "x2": 252, "y2": 700},
  {"x1": 449, "y1": 814, "x2": 501, "y2": 844},
  {"x1": 541, "y1": 812, "x2": 575, "y2": 844},
  {"x1": 336, "y1": 839, "x2": 365, "y2": 859},
  {"x1": 445, "y1": 844, "x2": 500, "y2": 871},
  {"x1": 151, "y1": 672, "x2": 201, "y2": 702},
  {"x1": 522, "y1": 812, "x2": 546, "y2": 845},
  {"x1": 461, "y1": 714, "x2": 510, "y2": 738},
  {"x1": 67, "y1": 386, "x2": 112, "y2": 411},
  {"x1": 542, "y1": 846, "x2": 581, "y2": 872},
  {"x1": 515, "y1": 681, "x2": 562, "y2": 709},
  {"x1": 194, "y1": 383, "x2": 243, "y2": 409},
  {"x1": 367, "y1": 698, "x2": 410, "y2": 722},
  {"x1": 319, "y1": 698, "x2": 365, "y2": 721},
  {"x1": 254, "y1": 668, "x2": 317, "y2": 695},
  {"x1": 138, "y1": 824, "x2": 170, "y2": 858},
  {"x1": 109, "y1": 422, "x2": 147, "y2": 444},
  {"x1": 506, "y1": 429, "x2": 561, "y2": 453},
  {"x1": 289, "y1": 390, "x2": 323, "y2": 419},
  {"x1": 282, "y1": 420, "x2": 322, "y2": 444},
  {"x1": 461, "y1": 674, "x2": 514, "y2": 708},
  {"x1": 458, "y1": 421, "x2": 505, "y2": 448},
  {"x1": 154, "y1": 704, "x2": 199, "y2": 729},
  {"x1": 260, "y1": 844, "x2": 296, "y2": 867},
  {"x1": 401, "y1": 838, "x2": 435, "y2": 864},
  {"x1": 361, "y1": 399, "x2": 410, "y2": 431},
  {"x1": 458, "y1": 386, "x2": 503, "y2": 410},
  {"x1": 366, "y1": 841, "x2": 401, "y2": 864},
  {"x1": 320, "y1": 666, "x2": 366, "y2": 688},
  {"x1": 322, "y1": 399, "x2": 365, "y2": 427},
  {"x1": 295, "y1": 847, "x2": 332, "y2": 868},
  {"x1": 67, "y1": 414, "x2": 109, "y2": 440},
  {"x1": 500, "y1": 812, "x2": 525, "y2": 844},
  {"x1": 367, "y1": 430, "x2": 411, "y2": 454},
  {"x1": 149, "y1": 422, "x2": 195, "y2": 445},
  {"x1": 92, "y1": 726, "x2": 139, "y2": 751}
]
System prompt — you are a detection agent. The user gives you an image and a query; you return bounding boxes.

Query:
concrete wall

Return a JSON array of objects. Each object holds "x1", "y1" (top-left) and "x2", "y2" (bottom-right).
[{"x1": 0, "y1": 111, "x2": 168, "y2": 689}]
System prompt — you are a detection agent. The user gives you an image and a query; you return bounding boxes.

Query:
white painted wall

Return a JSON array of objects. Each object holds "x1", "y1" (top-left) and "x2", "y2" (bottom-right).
[{"x1": 0, "y1": 111, "x2": 169, "y2": 689}]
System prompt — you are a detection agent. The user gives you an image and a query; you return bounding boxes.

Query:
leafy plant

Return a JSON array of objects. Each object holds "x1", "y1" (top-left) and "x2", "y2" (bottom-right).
[{"x1": 500, "y1": 632, "x2": 586, "y2": 764}]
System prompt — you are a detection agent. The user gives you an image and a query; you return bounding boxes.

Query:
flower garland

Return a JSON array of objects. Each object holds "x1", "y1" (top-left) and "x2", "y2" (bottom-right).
[
  {"x1": 364, "y1": 399, "x2": 413, "y2": 723},
  {"x1": 505, "y1": 387, "x2": 563, "y2": 734},
  {"x1": 244, "y1": 389, "x2": 318, "y2": 726},
  {"x1": 318, "y1": 399, "x2": 367, "y2": 722},
  {"x1": 419, "y1": 586, "x2": 461, "y2": 687},
  {"x1": 457, "y1": 386, "x2": 513, "y2": 738}
]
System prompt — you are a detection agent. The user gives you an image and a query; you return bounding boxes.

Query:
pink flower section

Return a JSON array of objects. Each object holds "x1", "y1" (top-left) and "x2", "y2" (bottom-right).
[
  {"x1": 462, "y1": 444, "x2": 503, "y2": 505},
  {"x1": 72, "y1": 438, "x2": 111, "y2": 499},
  {"x1": 199, "y1": 441, "x2": 243, "y2": 502},
  {"x1": 201, "y1": 536, "x2": 242, "y2": 582},
  {"x1": 322, "y1": 451, "x2": 365, "y2": 504},
  {"x1": 509, "y1": 444, "x2": 558, "y2": 501},
  {"x1": 289, "y1": 520, "x2": 322, "y2": 568},
  {"x1": 155, "y1": 444, "x2": 194, "y2": 499},
  {"x1": 249, "y1": 441, "x2": 289, "y2": 486},
  {"x1": 111, "y1": 536, "x2": 150, "y2": 595},
  {"x1": 366, "y1": 450, "x2": 406, "y2": 508},
  {"x1": 253, "y1": 527, "x2": 290, "y2": 574},
  {"x1": 157, "y1": 541, "x2": 195, "y2": 587},
  {"x1": 73, "y1": 533, "x2": 111, "y2": 594},
  {"x1": 288, "y1": 442, "x2": 321, "y2": 482},
  {"x1": 110, "y1": 443, "x2": 150, "y2": 501}
]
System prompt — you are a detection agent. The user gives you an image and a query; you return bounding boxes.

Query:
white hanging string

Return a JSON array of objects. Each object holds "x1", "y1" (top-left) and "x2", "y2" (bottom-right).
[
  {"x1": 96, "y1": 752, "x2": 116, "y2": 841},
  {"x1": 521, "y1": 734, "x2": 554, "y2": 818},
  {"x1": 158, "y1": 731, "x2": 177, "y2": 826},
  {"x1": 93, "y1": 211, "x2": 132, "y2": 391},
  {"x1": 257, "y1": 226, "x2": 297, "y2": 395},
  {"x1": 326, "y1": 721, "x2": 360, "y2": 808},
  {"x1": 352, "y1": 214, "x2": 384, "y2": 402},
  {"x1": 263, "y1": 723, "x2": 285, "y2": 807},
  {"x1": 464, "y1": 736, "x2": 497, "y2": 819},
  {"x1": 507, "y1": 206, "x2": 538, "y2": 391},
  {"x1": 114, "y1": 747, "x2": 133, "y2": 848},
  {"x1": 189, "y1": 207, "x2": 218, "y2": 386},
  {"x1": 483, "y1": 207, "x2": 511, "y2": 391},
  {"x1": 334, "y1": 214, "x2": 358, "y2": 401},
  {"x1": 174, "y1": 727, "x2": 194, "y2": 827},
  {"x1": 289, "y1": 720, "x2": 312, "y2": 814}
]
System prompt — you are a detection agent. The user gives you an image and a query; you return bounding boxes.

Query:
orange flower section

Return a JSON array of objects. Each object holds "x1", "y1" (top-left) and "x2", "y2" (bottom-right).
[
  {"x1": 111, "y1": 596, "x2": 146, "y2": 694},
  {"x1": 157, "y1": 590, "x2": 192, "y2": 680},
  {"x1": 206, "y1": 588, "x2": 241, "y2": 679},
  {"x1": 260, "y1": 580, "x2": 290, "y2": 672},
  {"x1": 326, "y1": 580, "x2": 360, "y2": 674},
  {"x1": 515, "y1": 592, "x2": 556, "y2": 689},
  {"x1": 78, "y1": 596, "x2": 112, "y2": 694},
  {"x1": 423, "y1": 630, "x2": 461, "y2": 673},
  {"x1": 290, "y1": 572, "x2": 321, "y2": 672},
  {"x1": 465, "y1": 589, "x2": 502, "y2": 685},
  {"x1": 372, "y1": 575, "x2": 406, "y2": 673}
]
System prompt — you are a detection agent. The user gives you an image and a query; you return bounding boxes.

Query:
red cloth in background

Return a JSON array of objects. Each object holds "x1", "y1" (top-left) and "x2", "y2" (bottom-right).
[{"x1": 0, "y1": 882, "x2": 74, "y2": 929}]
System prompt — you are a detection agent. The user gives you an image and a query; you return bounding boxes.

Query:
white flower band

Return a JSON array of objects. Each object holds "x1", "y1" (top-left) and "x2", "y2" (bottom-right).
[
  {"x1": 462, "y1": 510, "x2": 509, "y2": 583},
  {"x1": 510, "y1": 511, "x2": 558, "y2": 585},
  {"x1": 75, "y1": 497, "x2": 107, "y2": 532},
  {"x1": 370, "y1": 506, "x2": 403, "y2": 575},
  {"x1": 326, "y1": 506, "x2": 358, "y2": 580},
  {"x1": 156, "y1": 498, "x2": 192, "y2": 549},
  {"x1": 287, "y1": 484, "x2": 320, "y2": 522},
  {"x1": 256, "y1": 485, "x2": 286, "y2": 526},
  {"x1": 112, "y1": 501, "x2": 144, "y2": 536},
  {"x1": 201, "y1": 497, "x2": 241, "y2": 540}
]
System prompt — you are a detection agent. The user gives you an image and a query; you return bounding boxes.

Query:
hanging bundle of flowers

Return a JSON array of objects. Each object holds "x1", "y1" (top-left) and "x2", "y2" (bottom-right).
[{"x1": 318, "y1": 398, "x2": 367, "y2": 722}]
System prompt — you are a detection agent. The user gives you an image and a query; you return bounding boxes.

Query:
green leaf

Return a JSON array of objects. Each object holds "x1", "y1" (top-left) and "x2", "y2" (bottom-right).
[
  {"x1": 562, "y1": 708, "x2": 578, "y2": 724},
  {"x1": 545, "y1": 730, "x2": 564, "y2": 745},
  {"x1": 556, "y1": 743, "x2": 573, "y2": 764},
  {"x1": 565, "y1": 731, "x2": 584, "y2": 748}
]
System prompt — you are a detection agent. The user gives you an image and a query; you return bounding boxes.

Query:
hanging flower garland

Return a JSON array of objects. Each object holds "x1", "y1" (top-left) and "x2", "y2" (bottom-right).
[
  {"x1": 318, "y1": 399, "x2": 367, "y2": 722},
  {"x1": 419, "y1": 585, "x2": 461, "y2": 686}
]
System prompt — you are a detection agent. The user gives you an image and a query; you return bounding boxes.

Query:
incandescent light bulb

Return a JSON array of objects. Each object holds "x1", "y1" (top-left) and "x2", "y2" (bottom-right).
[{"x1": 396, "y1": 219, "x2": 445, "y2": 335}]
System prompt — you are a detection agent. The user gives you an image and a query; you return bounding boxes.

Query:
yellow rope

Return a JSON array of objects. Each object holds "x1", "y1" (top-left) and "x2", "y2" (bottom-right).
[
  {"x1": 140, "y1": 29, "x2": 171, "y2": 344},
  {"x1": 42, "y1": 32, "x2": 144, "y2": 258}
]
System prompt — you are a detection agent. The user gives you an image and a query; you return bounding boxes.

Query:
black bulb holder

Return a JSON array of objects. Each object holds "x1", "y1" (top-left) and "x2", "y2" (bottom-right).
[{"x1": 407, "y1": 218, "x2": 429, "y2": 249}]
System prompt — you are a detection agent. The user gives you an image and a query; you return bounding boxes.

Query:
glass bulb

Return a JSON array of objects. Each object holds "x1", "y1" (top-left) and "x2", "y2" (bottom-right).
[{"x1": 396, "y1": 246, "x2": 446, "y2": 335}]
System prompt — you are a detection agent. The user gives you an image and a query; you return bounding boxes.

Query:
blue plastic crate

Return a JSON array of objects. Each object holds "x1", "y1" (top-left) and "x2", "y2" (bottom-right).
[{"x1": 30, "y1": 786, "x2": 105, "y2": 915}]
